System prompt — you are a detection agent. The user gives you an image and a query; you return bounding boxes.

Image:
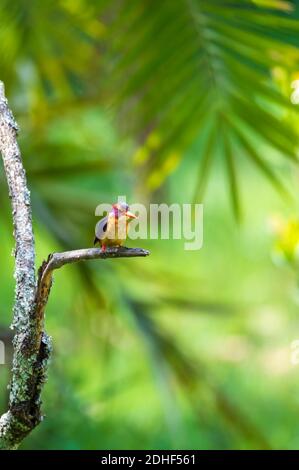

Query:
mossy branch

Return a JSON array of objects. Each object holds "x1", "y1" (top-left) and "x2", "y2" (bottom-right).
[
  {"x1": 0, "y1": 81, "x2": 149, "y2": 450},
  {"x1": 0, "y1": 80, "x2": 51, "y2": 450}
]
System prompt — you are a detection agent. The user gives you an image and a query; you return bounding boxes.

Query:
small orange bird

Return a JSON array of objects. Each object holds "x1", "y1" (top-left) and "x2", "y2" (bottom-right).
[{"x1": 94, "y1": 202, "x2": 137, "y2": 252}]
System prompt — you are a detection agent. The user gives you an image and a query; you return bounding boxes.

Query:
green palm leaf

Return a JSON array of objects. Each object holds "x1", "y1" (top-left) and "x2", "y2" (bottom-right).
[{"x1": 104, "y1": 0, "x2": 299, "y2": 209}]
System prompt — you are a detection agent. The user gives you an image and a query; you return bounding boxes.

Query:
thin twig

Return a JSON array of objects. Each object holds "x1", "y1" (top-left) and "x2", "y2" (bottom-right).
[{"x1": 34, "y1": 247, "x2": 150, "y2": 344}]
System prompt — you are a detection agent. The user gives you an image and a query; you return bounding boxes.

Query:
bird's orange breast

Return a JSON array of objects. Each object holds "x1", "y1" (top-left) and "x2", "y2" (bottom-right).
[{"x1": 101, "y1": 215, "x2": 129, "y2": 247}]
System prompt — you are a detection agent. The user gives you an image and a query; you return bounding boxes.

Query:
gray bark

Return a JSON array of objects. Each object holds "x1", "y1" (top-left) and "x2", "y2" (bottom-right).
[
  {"x1": 34, "y1": 248, "x2": 149, "y2": 346},
  {"x1": 0, "y1": 81, "x2": 51, "y2": 450},
  {"x1": 0, "y1": 81, "x2": 149, "y2": 449}
]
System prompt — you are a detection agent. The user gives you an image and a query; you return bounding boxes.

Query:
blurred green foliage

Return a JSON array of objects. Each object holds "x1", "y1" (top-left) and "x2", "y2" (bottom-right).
[{"x1": 1, "y1": 0, "x2": 299, "y2": 449}]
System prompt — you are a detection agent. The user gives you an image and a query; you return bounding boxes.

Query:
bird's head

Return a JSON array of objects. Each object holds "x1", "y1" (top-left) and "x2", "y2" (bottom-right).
[{"x1": 112, "y1": 202, "x2": 137, "y2": 220}]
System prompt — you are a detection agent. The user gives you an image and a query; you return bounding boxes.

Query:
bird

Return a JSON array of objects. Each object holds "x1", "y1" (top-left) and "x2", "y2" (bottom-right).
[{"x1": 94, "y1": 202, "x2": 137, "y2": 252}]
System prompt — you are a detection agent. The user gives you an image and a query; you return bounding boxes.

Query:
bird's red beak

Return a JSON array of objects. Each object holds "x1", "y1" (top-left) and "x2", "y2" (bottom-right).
[{"x1": 125, "y1": 211, "x2": 137, "y2": 219}]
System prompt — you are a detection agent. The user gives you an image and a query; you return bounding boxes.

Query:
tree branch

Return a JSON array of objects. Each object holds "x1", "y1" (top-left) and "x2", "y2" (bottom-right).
[
  {"x1": 0, "y1": 81, "x2": 150, "y2": 449},
  {"x1": 34, "y1": 247, "x2": 150, "y2": 346},
  {"x1": 0, "y1": 81, "x2": 51, "y2": 450}
]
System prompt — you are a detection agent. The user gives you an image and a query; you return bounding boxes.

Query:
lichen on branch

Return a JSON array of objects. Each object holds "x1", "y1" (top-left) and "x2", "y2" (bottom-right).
[{"x1": 0, "y1": 80, "x2": 150, "y2": 450}]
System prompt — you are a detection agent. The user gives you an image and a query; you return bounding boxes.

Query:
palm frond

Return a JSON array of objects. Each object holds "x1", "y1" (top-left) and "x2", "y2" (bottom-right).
[{"x1": 103, "y1": 0, "x2": 299, "y2": 209}]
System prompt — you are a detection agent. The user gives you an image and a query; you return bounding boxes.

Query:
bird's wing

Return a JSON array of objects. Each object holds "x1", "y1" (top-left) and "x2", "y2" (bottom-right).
[{"x1": 94, "y1": 216, "x2": 108, "y2": 243}]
